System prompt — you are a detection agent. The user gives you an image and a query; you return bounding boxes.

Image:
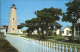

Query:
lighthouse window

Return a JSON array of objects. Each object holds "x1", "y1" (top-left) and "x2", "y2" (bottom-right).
[
  {"x1": 13, "y1": 18, "x2": 14, "y2": 20},
  {"x1": 13, "y1": 28, "x2": 14, "y2": 30}
]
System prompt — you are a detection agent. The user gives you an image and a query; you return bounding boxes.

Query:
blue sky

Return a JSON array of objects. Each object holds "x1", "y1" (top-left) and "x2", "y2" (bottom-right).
[{"x1": 1, "y1": 0, "x2": 72, "y2": 30}]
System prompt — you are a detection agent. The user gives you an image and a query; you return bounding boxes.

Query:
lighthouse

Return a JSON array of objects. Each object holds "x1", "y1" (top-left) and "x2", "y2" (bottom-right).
[{"x1": 7, "y1": 4, "x2": 17, "y2": 33}]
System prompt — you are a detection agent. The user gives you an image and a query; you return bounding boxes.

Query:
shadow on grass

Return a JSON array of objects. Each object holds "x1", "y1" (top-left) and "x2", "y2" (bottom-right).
[
  {"x1": 23, "y1": 35, "x2": 80, "y2": 44},
  {"x1": 0, "y1": 39, "x2": 18, "y2": 52},
  {"x1": 48, "y1": 36, "x2": 69, "y2": 41},
  {"x1": 65, "y1": 40, "x2": 80, "y2": 44}
]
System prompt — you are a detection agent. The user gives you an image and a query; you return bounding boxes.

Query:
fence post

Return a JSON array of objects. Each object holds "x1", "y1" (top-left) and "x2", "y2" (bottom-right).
[
  {"x1": 29, "y1": 40, "x2": 31, "y2": 52},
  {"x1": 7, "y1": 35, "x2": 79, "y2": 52},
  {"x1": 66, "y1": 45, "x2": 68, "y2": 52},
  {"x1": 59, "y1": 44, "x2": 61, "y2": 52},
  {"x1": 47, "y1": 42, "x2": 48, "y2": 52},
  {"x1": 51, "y1": 43, "x2": 53, "y2": 52},
  {"x1": 40, "y1": 41, "x2": 42, "y2": 52},
  {"x1": 25, "y1": 40, "x2": 28, "y2": 52},
  {"x1": 41, "y1": 41, "x2": 43, "y2": 52},
  {"x1": 74, "y1": 47, "x2": 77, "y2": 52},
  {"x1": 79, "y1": 49, "x2": 80, "y2": 52},
  {"x1": 33, "y1": 41, "x2": 35, "y2": 52},
  {"x1": 27, "y1": 40, "x2": 29, "y2": 52},
  {"x1": 62, "y1": 45, "x2": 64, "y2": 52},
  {"x1": 70, "y1": 46, "x2": 72, "y2": 52},
  {"x1": 56, "y1": 44, "x2": 58, "y2": 52},
  {"x1": 45, "y1": 41, "x2": 46, "y2": 52},
  {"x1": 43, "y1": 41, "x2": 44, "y2": 52},
  {"x1": 49, "y1": 42, "x2": 50, "y2": 52},
  {"x1": 37, "y1": 42, "x2": 39, "y2": 52},
  {"x1": 53, "y1": 44, "x2": 55, "y2": 52}
]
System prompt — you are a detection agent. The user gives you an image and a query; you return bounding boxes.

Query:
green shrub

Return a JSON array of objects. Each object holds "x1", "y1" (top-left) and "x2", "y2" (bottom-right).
[
  {"x1": 48, "y1": 30, "x2": 53, "y2": 36},
  {"x1": 53, "y1": 32, "x2": 57, "y2": 36},
  {"x1": 23, "y1": 31, "x2": 27, "y2": 33},
  {"x1": 0, "y1": 31, "x2": 5, "y2": 40}
]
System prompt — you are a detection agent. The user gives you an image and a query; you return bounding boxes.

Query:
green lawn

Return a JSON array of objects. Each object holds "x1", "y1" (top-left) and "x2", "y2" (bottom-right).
[
  {"x1": 7, "y1": 33, "x2": 26, "y2": 35},
  {"x1": 21, "y1": 34, "x2": 80, "y2": 49},
  {"x1": 48, "y1": 36, "x2": 68, "y2": 41},
  {"x1": 9, "y1": 33, "x2": 80, "y2": 49}
]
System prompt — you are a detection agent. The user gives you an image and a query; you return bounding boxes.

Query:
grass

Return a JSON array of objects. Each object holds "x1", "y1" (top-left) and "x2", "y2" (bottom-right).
[
  {"x1": 7, "y1": 33, "x2": 26, "y2": 35},
  {"x1": 22, "y1": 34, "x2": 68, "y2": 41},
  {"x1": 48, "y1": 36, "x2": 68, "y2": 41},
  {"x1": 0, "y1": 39, "x2": 18, "y2": 52},
  {"x1": 9, "y1": 33, "x2": 80, "y2": 50},
  {"x1": 22, "y1": 34, "x2": 80, "y2": 49}
]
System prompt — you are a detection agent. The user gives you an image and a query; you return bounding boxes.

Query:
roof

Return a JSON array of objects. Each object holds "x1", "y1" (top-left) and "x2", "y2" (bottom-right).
[
  {"x1": 17, "y1": 29, "x2": 23, "y2": 30},
  {"x1": 12, "y1": 4, "x2": 15, "y2": 6},
  {"x1": 11, "y1": 4, "x2": 16, "y2": 9},
  {"x1": 0, "y1": 26, "x2": 7, "y2": 29},
  {"x1": 53, "y1": 28, "x2": 60, "y2": 31},
  {"x1": 62, "y1": 25, "x2": 71, "y2": 31}
]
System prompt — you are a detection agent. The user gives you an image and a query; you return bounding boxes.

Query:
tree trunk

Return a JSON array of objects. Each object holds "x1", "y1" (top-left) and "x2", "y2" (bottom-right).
[
  {"x1": 27, "y1": 31, "x2": 32, "y2": 36},
  {"x1": 46, "y1": 28, "x2": 49, "y2": 39},
  {"x1": 72, "y1": 23, "x2": 74, "y2": 37},
  {"x1": 29, "y1": 31, "x2": 32, "y2": 36},
  {"x1": 71, "y1": 23, "x2": 75, "y2": 41},
  {"x1": 41, "y1": 29, "x2": 45, "y2": 39},
  {"x1": 50, "y1": 26, "x2": 53, "y2": 30},
  {"x1": 37, "y1": 29, "x2": 41, "y2": 40},
  {"x1": 27, "y1": 32, "x2": 30, "y2": 36},
  {"x1": 50, "y1": 26, "x2": 54, "y2": 35}
]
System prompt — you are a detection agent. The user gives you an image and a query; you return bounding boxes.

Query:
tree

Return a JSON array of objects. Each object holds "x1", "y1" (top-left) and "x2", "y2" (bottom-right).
[
  {"x1": 54, "y1": 22, "x2": 62, "y2": 29},
  {"x1": 0, "y1": 31, "x2": 5, "y2": 40},
  {"x1": 35, "y1": 7, "x2": 62, "y2": 39},
  {"x1": 25, "y1": 18, "x2": 39, "y2": 36},
  {"x1": 33, "y1": 17, "x2": 42, "y2": 40},
  {"x1": 62, "y1": 0, "x2": 80, "y2": 37},
  {"x1": 25, "y1": 20, "x2": 33, "y2": 36},
  {"x1": 18, "y1": 23, "x2": 25, "y2": 29}
]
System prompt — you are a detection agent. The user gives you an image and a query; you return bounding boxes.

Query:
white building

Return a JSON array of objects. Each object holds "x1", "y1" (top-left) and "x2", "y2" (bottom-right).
[
  {"x1": 32, "y1": 30, "x2": 38, "y2": 34},
  {"x1": 7, "y1": 4, "x2": 17, "y2": 33},
  {"x1": 17, "y1": 29, "x2": 23, "y2": 34},
  {"x1": 0, "y1": 26, "x2": 7, "y2": 36},
  {"x1": 56, "y1": 29, "x2": 60, "y2": 35},
  {"x1": 74, "y1": 18, "x2": 80, "y2": 40},
  {"x1": 52, "y1": 29, "x2": 61, "y2": 36},
  {"x1": 62, "y1": 25, "x2": 72, "y2": 36}
]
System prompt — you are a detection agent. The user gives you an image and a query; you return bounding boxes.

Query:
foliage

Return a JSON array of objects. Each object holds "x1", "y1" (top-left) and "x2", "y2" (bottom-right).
[
  {"x1": 62, "y1": 0, "x2": 80, "y2": 37},
  {"x1": 62, "y1": 0, "x2": 80, "y2": 23},
  {"x1": 53, "y1": 32, "x2": 57, "y2": 36},
  {"x1": 25, "y1": 18, "x2": 39, "y2": 36},
  {"x1": 20, "y1": 7, "x2": 62, "y2": 39},
  {"x1": 0, "y1": 31, "x2": 5, "y2": 40},
  {"x1": 23, "y1": 30, "x2": 27, "y2": 33},
  {"x1": 48, "y1": 30, "x2": 53, "y2": 36},
  {"x1": 35, "y1": 7, "x2": 62, "y2": 39},
  {"x1": 18, "y1": 23, "x2": 25, "y2": 29}
]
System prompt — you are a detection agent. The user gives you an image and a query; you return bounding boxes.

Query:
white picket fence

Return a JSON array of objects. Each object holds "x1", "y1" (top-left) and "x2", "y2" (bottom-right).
[{"x1": 6, "y1": 34, "x2": 78, "y2": 52}]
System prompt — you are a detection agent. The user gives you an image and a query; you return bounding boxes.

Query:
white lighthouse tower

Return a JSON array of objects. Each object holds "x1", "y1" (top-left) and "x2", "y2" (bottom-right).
[{"x1": 7, "y1": 4, "x2": 17, "y2": 33}]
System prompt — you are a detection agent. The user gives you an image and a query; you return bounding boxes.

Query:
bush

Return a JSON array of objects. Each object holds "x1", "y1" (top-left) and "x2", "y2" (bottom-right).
[
  {"x1": 68, "y1": 36, "x2": 80, "y2": 44},
  {"x1": 53, "y1": 32, "x2": 57, "y2": 36},
  {"x1": 0, "y1": 31, "x2": 5, "y2": 40},
  {"x1": 69, "y1": 36, "x2": 75, "y2": 42},
  {"x1": 23, "y1": 30, "x2": 27, "y2": 33},
  {"x1": 48, "y1": 30, "x2": 53, "y2": 36}
]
